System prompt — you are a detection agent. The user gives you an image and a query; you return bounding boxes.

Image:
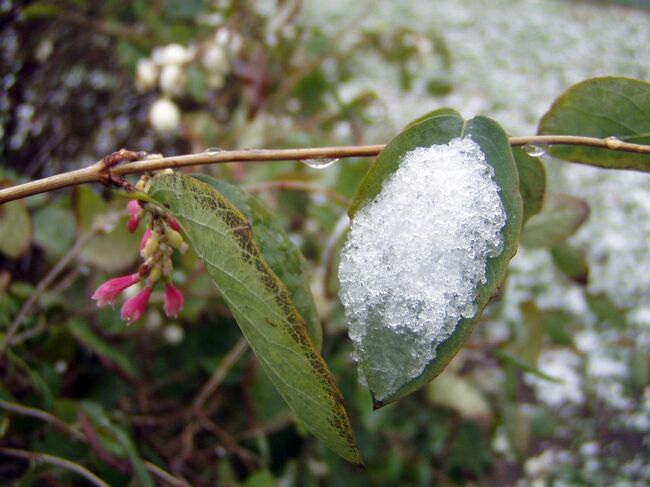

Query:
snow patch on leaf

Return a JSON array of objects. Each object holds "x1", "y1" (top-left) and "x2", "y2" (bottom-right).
[{"x1": 339, "y1": 138, "x2": 507, "y2": 400}]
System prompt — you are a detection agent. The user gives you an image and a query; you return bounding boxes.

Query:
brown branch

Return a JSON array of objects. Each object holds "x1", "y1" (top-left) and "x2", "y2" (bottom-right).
[
  {"x1": 1, "y1": 137, "x2": 649, "y2": 204},
  {"x1": 191, "y1": 338, "x2": 249, "y2": 415}
]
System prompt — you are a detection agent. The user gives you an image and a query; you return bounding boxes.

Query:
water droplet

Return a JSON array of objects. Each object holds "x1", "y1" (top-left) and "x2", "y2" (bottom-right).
[
  {"x1": 204, "y1": 147, "x2": 224, "y2": 153},
  {"x1": 604, "y1": 136, "x2": 623, "y2": 149},
  {"x1": 524, "y1": 144, "x2": 546, "y2": 157},
  {"x1": 302, "y1": 158, "x2": 339, "y2": 169}
]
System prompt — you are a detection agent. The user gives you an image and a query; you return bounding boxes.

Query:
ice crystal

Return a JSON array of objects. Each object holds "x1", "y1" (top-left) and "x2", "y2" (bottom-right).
[{"x1": 339, "y1": 138, "x2": 506, "y2": 399}]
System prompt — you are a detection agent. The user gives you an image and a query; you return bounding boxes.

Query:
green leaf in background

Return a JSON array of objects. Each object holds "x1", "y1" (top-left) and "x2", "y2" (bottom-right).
[
  {"x1": 348, "y1": 112, "x2": 523, "y2": 406},
  {"x1": 80, "y1": 401, "x2": 154, "y2": 487},
  {"x1": 67, "y1": 321, "x2": 137, "y2": 378},
  {"x1": 512, "y1": 147, "x2": 546, "y2": 224},
  {"x1": 148, "y1": 174, "x2": 361, "y2": 464},
  {"x1": 0, "y1": 200, "x2": 32, "y2": 259},
  {"x1": 550, "y1": 242, "x2": 589, "y2": 285},
  {"x1": 426, "y1": 370, "x2": 493, "y2": 424},
  {"x1": 74, "y1": 186, "x2": 140, "y2": 272},
  {"x1": 538, "y1": 77, "x2": 650, "y2": 171},
  {"x1": 33, "y1": 205, "x2": 75, "y2": 258},
  {"x1": 521, "y1": 192, "x2": 589, "y2": 249},
  {"x1": 190, "y1": 174, "x2": 323, "y2": 350}
]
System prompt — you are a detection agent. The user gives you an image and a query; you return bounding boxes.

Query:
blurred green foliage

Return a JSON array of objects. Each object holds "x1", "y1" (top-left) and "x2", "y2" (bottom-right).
[{"x1": 0, "y1": 1, "x2": 648, "y2": 486}]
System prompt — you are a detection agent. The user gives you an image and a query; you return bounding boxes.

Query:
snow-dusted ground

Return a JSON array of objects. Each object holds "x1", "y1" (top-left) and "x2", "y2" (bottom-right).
[{"x1": 302, "y1": 1, "x2": 650, "y2": 484}]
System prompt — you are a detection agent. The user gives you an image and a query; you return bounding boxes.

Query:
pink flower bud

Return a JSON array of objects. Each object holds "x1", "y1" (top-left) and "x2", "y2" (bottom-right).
[
  {"x1": 92, "y1": 273, "x2": 140, "y2": 307},
  {"x1": 120, "y1": 287, "x2": 152, "y2": 322},
  {"x1": 140, "y1": 228, "x2": 153, "y2": 251},
  {"x1": 168, "y1": 218, "x2": 181, "y2": 232},
  {"x1": 127, "y1": 200, "x2": 141, "y2": 233},
  {"x1": 163, "y1": 283, "x2": 184, "y2": 317}
]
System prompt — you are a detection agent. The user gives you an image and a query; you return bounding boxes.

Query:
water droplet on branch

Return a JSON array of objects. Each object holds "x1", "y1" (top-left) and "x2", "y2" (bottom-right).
[
  {"x1": 524, "y1": 144, "x2": 546, "y2": 157},
  {"x1": 204, "y1": 147, "x2": 224, "y2": 154},
  {"x1": 302, "y1": 158, "x2": 340, "y2": 169},
  {"x1": 604, "y1": 136, "x2": 623, "y2": 149}
]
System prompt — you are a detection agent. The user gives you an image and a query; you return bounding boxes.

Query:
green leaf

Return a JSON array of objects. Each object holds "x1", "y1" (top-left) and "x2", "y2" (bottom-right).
[
  {"x1": 538, "y1": 77, "x2": 650, "y2": 171},
  {"x1": 67, "y1": 321, "x2": 137, "y2": 378},
  {"x1": 512, "y1": 148, "x2": 546, "y2": 224},
  {"x1": 349, "y1": 113, "x2": 523, "y2": 406},
  {"x1": 80, "y1": 401, "x2": 154, "y2": 487},
  {"x1": 0, "y1": 200, "x2": 32, "y2": 258},
  {"x1": 521, "y1": 193, "x2": 589, "y2": 249},
  {"x1": 148, "y1": 174, "x2": 361, "y2": 464},
  {"x1": 495, "y1": 350, "x2": 562, "y2": 383},
  {"x1": 586, "y1": 293, "x2": 627, "y2": 329},
  {"x1": 74, "y1": 187, "x2": 140, "y2": 272},
  {"x1": 190, "y1": 174, "x2": 323, "y2": 350},
  {"x1": 426, "y1": 370, "x2": 493, "y2": 423},
  {"x1": 550, "y1": 242, "x2": 589, "y2": 285},
  {"x1": 33, "y1": 205, "x2": 75, "y2": 257}
]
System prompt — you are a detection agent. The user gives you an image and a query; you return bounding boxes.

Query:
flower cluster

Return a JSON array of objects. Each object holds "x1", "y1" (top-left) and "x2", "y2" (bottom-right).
[
  {"x1": 135, "y1": 29, "x2": 240, "y2": 134},
  {"x1": 92, "y1": 196, "x2": 188, "y2": 323}
]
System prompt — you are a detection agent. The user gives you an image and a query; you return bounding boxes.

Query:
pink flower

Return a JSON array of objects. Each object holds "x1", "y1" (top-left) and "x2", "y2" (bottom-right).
[
  {"x1": 168, "y1": 218, "x2": 181, "y2": 232},
  {"x1": 127, "y1": 200, "x2": 141, "y2": 233},
  {"x1": 163, "y1": 283, "x2": 184, "y2": 317},
  {"x1": 140, "y1": 228, "x2": 153, "y2": 251},
  {"x1": 92, "y1": 273, "x2": 140, "y2": 307},
  {"x1": 120, "y1": 287, "x2": 152, "y2": 322}
]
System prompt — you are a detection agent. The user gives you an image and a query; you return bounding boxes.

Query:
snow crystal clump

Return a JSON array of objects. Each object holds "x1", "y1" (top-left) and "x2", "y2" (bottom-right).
[{"x1": 339, "y1": 138, "x2": 506, "y2": 399}]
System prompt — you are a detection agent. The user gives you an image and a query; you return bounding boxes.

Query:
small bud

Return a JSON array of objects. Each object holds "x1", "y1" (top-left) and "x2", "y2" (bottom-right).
[
  {"x1": 168, "y1": 218, "x2": 181, "y2": 232},
  {"x1": 159, "y1": 64, "x2": 186, "y2": 96},
  {"x1": 127, "y1": 200, "x2": 141, "y2": 233},
  {"x1": 140, "y1": 228, "x2": 153, "y2": 251},
  {"x1": 163, "y1": 324, "x2": 185, "y2": 345},
  {"x1": 147, "y1": 265, "x2": 162, "y2": 285},
  {"x1": 92, "y1": 273, "x2": 140, "y2": 307},
  {"x1": 141, "y1": 232, "x2": 160, "y2": 259},
  {"x1": 151, "y1": 44, "x2": 193, "y2": 66},
  {"x1": 149, "y1": 98, "x2": 181, "y2": 134},
  {"x1": 163, "y1": 283, "x2": 184, "y2": 317},
  {"x1": 121, "y1": 287, "x2": 153, "y2": 322},
  {"x1": 164, "y1": 227, "x2": 187, "y2": 253},
  {"x1": 135, "y1": 58, "x2": 158, "y2": 91},
  {"x1": 162, "y1": 256, "x2": 174, "y2": 276}
]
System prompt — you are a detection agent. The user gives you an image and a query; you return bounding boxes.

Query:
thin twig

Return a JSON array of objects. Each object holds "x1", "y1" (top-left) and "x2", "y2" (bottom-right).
[
  {"x1": 143, "y1": 460, "x2": 192, "y2": 487},
  {"x1": 1, "y1": 235, "x2": 95, "y2": 358},
  {"x1": 0, "y1": 212, "x2": 119, "y2": 358},
  {"x1": 243, "y1": 180, "x2": 351, "y2": 206},
  {"x1": 175, "y1": 338, "x2": 249, "y2": 472},
  {"x1": 0, "y1": 399, "x2": 85, "y2": 441},
  {"x1": 191, "y1": 338, "x2": 249, "y2": 415},
  {"x1": 0, "y1": 447, "x2": 111, "y2": 487},
  {"x1": 200, "y1": 417, "x2": 261, "y2": 470},
  {"x1": 234, "y1": 411, "x2": 294, "y2": 441},
  {"x1": 0, "y1": 400, "x2": 190, "y2": 487},
  {"x1": 1, "y1": 136, "x2": 649, "y2": 204}
]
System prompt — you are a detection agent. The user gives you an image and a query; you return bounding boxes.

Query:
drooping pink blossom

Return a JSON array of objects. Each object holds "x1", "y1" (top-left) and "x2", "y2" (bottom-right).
[
  {"x1": 120, "y1": 287, "x2": 152, "y2": 322},
  {"x1": 140, "y1": 228, "x2": 153, "y2": 251},
  {"x1": 127, "y1": 200, "x2": 141, "y2": 233},
  {"x1": 163, "y1": 283, "x2": 184, "y2": 317},
  {"x1": 92, "y1": 273, "x2": 140, "y2": 307}
]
